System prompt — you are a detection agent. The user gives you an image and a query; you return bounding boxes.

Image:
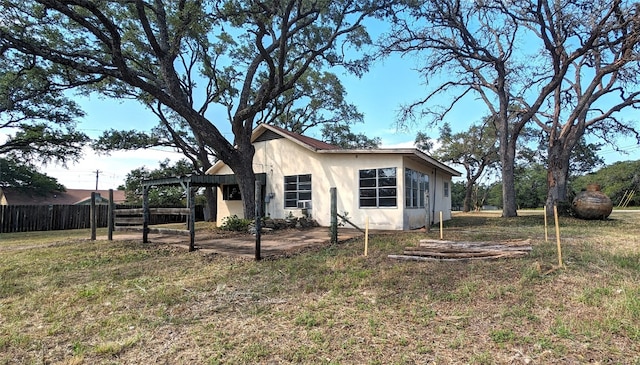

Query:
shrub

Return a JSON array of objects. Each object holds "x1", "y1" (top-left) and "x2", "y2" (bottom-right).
[{"x1": 220, "y1": 215, "x2": 252, "y2": 231}]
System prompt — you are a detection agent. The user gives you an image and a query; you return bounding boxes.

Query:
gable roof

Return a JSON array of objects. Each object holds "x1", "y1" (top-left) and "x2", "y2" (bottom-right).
[
  {"x1": 253, "y1": 124, "x2": 340, "y2": 151},
  {"x1": 207, "y1": 123, "x2": 461, "y2": 177},
  {"x1": 0, "y1": 188, "x2": 127, "y2": 205}
]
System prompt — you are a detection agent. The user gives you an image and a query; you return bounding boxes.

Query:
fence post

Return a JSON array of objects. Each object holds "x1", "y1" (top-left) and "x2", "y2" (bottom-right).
[
  {"x1": 90, "y1": 192, "x2": 97, "y2": 241},
  {"x1": 108, "y1": 189, "x2": 114, "y2": 240},
  {"x1": 255, "y1": 181, "x2": 262, "y2": 261},
  {"x1": 330, "y1": 187, "x2": 337, "y2": 244},
  {"x1": 143, "y1": 186, "x2": 149, "y2": 244}
]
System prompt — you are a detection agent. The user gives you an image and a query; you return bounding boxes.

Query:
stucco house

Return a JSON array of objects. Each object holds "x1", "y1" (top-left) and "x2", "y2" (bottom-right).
[{"x1": 206, "y1": 124, "x2": 461, "y2": 230}]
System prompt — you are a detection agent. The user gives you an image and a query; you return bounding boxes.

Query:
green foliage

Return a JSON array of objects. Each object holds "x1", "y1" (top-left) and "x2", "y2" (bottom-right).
[
  {"x1": 121, "y1": 159, "x2": 196, "y2": 206},
  {"x1": 572, "y1": 160, "x2": 640, "y2": 206},
  {"x1": 0, "y1": 47, "x2": 86, "y2": 196},
  {"x1": 450, "y1": 181, "x2": 466, "y2": 210},
  {"x1": 514, "y1": 163, "x2": 547, "y2": 209},
  {"x1": 219, "y1": 215, "x2": 252, "y2": 231},
  {"x1": 92, "y1": 129, "x2": 166, "y2": 152},
  {"x1": 431, "y1": 119, "x2": 501, "y2": 211},
  {"x1": 0, "y1": 50, "x2": 88, "y2": 165},
  {"x1": 1, "y1": 0, "x2": 392, "y2": 222},
  {"x1": 267, "y1": 68, "x2": 378, "y2": 149},
  {"x1": 0, "y1": 157, "x2": 64, "y2": 193},
  {"x1": 321, "y1": 124, "x2": 381, "y2": 149},
  {"x1": 568, "y1": 138, "x2": 605, "y2": 177},
  {"x1": 489, "y1": 329, "x2": 516, "y2": 344}
]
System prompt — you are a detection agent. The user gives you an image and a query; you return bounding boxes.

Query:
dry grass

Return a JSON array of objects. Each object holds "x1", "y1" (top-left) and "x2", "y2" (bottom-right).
[{"x1": 1, "y1": 211, "x2": 639, "y2": 364}]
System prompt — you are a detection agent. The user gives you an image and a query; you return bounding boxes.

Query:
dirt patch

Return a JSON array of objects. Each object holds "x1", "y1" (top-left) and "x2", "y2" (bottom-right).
[{"x1": 109, "y1": 227, "x2": 363, "y2": 258}]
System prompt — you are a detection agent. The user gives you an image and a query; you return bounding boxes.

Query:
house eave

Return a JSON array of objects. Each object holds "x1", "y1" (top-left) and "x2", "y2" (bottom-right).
[{"x1": 317, "y1": 148, "x2": 462, "y2": 177}]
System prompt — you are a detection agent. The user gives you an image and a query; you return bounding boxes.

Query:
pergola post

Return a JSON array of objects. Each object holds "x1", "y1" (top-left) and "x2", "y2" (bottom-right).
[{"x1": 188, "y1": 184, "x2": 195, "y2": 252}]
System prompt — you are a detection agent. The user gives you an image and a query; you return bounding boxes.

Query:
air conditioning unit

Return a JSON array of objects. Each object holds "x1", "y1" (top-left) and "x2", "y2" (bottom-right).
[{"x1": 297, "y1": 201, "x2": 312, "y2": 209}]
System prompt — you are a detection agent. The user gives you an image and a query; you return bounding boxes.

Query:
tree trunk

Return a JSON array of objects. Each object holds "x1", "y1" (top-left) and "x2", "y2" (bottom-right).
[
  {"x1": 224, "y1": 143, "x2": 257, "y2": 220},
  {"x1": 500, "y1": 135, "x2": 518, "y2": 217},
  {"x1": 463, "y1": 181, "x2": 474, "y2": 212},
  {"x1": 203, "y1": 186, "x2": 217, "y2": 221},
  {"x1": 545, "y1": 139, "x2": 573, "y2": 216}
]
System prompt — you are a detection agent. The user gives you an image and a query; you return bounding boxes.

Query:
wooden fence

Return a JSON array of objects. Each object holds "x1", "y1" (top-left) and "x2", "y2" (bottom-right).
[
  {"x1": 0, "y1": 204, "x2": 204, "y2": 233},
  {"x1": 0, "y1": 204, "x2": 109, "y2": 233}
]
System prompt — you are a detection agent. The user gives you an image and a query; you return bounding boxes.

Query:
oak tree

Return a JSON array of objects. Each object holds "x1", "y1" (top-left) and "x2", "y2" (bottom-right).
[{"x1": 1, "y1": 0, "x2": 392, "y2": 218}]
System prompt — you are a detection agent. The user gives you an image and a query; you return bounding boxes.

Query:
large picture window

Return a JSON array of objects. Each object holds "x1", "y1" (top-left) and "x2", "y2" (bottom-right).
[
  {"x1": 405, "y1": 169, "x2": 429, "y2": 208},
  {"x1": 284, "y1": 174, "x2": 312, "y2": 208},
  {"x1": 359, "y1": 167, "x2": 397, "y2": 207}
]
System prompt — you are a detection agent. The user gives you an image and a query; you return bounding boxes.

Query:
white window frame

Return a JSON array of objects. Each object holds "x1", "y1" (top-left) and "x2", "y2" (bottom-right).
[
  {"x1": 284, "y1": 174, "x2": 312, "y2": 208},
  {"x1": 359, "y1": 167, "x2": 397, "y2": 208},
  {"x1": 405, "y1": 168, "x2": 429, "y2": 208}
]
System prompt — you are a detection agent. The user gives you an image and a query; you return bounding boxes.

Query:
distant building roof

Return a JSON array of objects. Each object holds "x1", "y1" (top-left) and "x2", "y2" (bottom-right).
[{"x1": 0, "y1": 188, "x2": 127, "y2": 205}]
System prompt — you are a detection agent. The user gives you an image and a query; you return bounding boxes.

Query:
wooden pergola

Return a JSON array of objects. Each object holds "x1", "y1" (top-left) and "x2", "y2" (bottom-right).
[{"x1": 137, "y1": 174, "x2": 266, "y2": 252}]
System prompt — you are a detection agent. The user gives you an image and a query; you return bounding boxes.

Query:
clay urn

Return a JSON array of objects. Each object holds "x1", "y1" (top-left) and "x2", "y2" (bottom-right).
[{"x1": 572, "y1": 184, "x2": 613, "y2": 220}]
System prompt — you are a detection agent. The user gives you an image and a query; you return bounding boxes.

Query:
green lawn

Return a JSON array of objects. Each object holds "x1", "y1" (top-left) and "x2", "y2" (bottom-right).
[{"x1": 1, "y1": 211, "x2": 639, "y2": 364}]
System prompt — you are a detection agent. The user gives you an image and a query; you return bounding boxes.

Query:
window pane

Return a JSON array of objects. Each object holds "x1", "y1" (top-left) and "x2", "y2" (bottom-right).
[
  {"x1": 359, "y1": 169, "x2": 376, "y2": 179},
  {"x1": 360, "y1": 198, "x2": 377, "y2": 207},
  {"x1": 299, "y1": 183, "x2": 311, "y2": 191},
  {"x1": 360, "y1": 178, "x2": 377, "y2": 187},
  {"x1": 379, "y1": 167, "x2": 396, "y2": 178},
  {"x1": 379, "y1": 177, "x2": 396, "y2": 186},
  {"x1": 285, "y1": 176, "x2": 297, "y2": 183},
  {"x1": 379, "y1": 188, "x2": 396, "y2": 197},
  {"x1": 379, "y1": 197, "x2": 397, "y2": 207},
  {"x1": 360, "y1": 188, "x2": 376, "y2": 198},
  {"x1": 299, "y1": 192, "x2": 311, "y2": 200},
  {"x1": 285, "y1": 182, "x2": 297, "y2": 191},
  {"x1": 299, "y1": 174, "x2": 311, "y2": 182},
  {"x1": 285, "y1": 192, "x2": 297, "y2": 200},
  {"x1": 285, "y1": 200, "x2": 297, "y2": 208}
]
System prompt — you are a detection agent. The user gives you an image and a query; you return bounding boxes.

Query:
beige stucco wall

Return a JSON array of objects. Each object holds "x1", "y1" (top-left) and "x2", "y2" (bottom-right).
[{"x1": 212, "y1": 136, "x2": 454, "y2": 230}]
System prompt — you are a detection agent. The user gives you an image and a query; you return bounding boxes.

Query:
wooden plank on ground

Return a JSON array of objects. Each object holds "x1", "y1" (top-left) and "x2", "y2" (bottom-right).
[
  {"x1": 389, "y1": 239, "x2": 532, "y2": 262},
  {"x1": 388, "y1": 254, "x2": 526, "y2": 262}
]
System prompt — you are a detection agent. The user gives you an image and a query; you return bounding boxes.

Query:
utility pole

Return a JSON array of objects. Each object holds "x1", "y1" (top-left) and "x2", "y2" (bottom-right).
[{"x1": 94, "y1": 170, "x2": 102, "y2": 190}]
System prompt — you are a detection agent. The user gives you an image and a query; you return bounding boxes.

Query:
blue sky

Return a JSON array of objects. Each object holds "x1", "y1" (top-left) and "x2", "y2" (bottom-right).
[
  {"x1": 40, "y1": 53, "x2": 452, "y2": 190},
  {"x1": 40, "y1": 50, "x2": 638, "y2": 190}
]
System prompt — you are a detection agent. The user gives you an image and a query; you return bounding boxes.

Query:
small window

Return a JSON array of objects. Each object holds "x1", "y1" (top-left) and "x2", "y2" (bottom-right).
[
  {"x1": 223, "y1": 184, "x2": 242, "y2": 200},
  {"x1": 284, "y1": 174, "x2": 312, "y2": 208},
  {"x1": 359, "y1": 167, "x2": 397, "y2": 207},
  {"x1": 444, "y1": 182, "x2": 450, "y2": 198}
]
